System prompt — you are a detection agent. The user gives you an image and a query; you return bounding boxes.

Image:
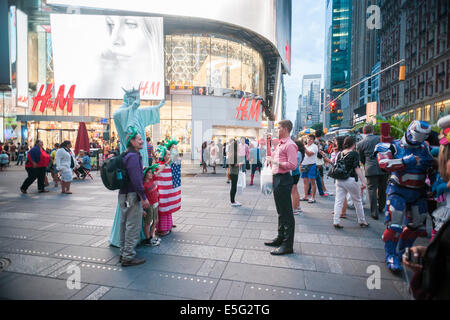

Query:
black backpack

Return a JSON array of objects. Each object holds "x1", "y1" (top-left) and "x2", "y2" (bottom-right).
[
  {"x1": 328, "y1": 152, "x2": 350, "y2": 180},
  {"x1": 100, "y1": 152, "x2": 129, "y2": 190}
]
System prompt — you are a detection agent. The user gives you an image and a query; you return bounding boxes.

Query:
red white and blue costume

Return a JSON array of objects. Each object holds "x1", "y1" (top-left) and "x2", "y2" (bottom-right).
[{"x1": 375, "y1": 121, "x2": 434, "y2": 273}]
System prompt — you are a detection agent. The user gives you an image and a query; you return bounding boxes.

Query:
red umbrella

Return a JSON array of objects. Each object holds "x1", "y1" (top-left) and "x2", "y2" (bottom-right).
[{"x1": 74, "y1": 122, "x2": 90, "y2": 156}]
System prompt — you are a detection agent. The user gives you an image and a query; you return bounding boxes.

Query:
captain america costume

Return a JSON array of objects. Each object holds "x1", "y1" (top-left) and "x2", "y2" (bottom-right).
[{"x1": 375, "y1": 121, "x2": 434, "y2": 273}]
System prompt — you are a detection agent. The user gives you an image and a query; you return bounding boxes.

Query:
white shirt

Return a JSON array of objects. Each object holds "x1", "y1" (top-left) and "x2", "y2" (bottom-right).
[
  {"x1": 302, "y1": 143, "x2": 318, "y2": 165},
  {"x1": 55, "y1": 148, "x2": 77, "y2": 172}
]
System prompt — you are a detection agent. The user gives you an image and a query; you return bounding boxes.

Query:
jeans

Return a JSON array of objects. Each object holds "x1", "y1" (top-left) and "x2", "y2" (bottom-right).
[
  {"x1": 273, "y1": 173, "x2": 295, "y2": 249},
  {"x1": 230, "y1": 174, "x2": 238, "y2": 203},
  {"x1": 16, "y1": 155, "x2": 24, "y2": 165},
  {"x1": 333, "y1": 177, "x2": 367, "y2": 225},
  {"x1": 118, "y1": 192, "x2": 143, "y2": 261}
]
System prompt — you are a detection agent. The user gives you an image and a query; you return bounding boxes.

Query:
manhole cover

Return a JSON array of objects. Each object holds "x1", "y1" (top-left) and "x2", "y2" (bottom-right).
[{"x1": 0, "y1": 258, "x2": 11, "y2": 272}]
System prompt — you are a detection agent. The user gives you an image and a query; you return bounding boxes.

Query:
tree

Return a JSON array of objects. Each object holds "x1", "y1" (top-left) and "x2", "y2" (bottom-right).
[{"x1": 311, "y1": 122, "x2": 323, "y2": 131}]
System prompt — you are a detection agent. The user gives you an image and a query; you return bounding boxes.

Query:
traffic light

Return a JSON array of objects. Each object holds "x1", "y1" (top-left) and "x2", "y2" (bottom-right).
[
  {"x1": 399, "y1": 65, "x2": 406, "y2": 81},
  {"x1": 330, "y1": 101, "x2": 336, "y2": 113}
]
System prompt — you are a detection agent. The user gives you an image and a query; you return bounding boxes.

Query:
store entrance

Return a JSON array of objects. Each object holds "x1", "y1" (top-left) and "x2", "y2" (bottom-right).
[{"x1": 36, "y1": 129, "x2": 77, "y2": 149}]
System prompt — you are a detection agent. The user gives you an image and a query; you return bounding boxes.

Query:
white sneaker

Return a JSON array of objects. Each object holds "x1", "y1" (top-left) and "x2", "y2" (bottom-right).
[
  {"x1": 293, "y1": 208, "x2": 303, "y2": 215},
  {"x1": 231, "y1": 202, "x2": 242, "y2": 207}
]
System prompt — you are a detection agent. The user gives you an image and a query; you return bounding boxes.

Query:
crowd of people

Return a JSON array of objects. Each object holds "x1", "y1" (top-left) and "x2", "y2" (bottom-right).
[
  {"x1": 3, "y1": 115, "x2": 449, "y2": 298},
  {"x1": 193, "y1": 119, "x2": 450, "y2": 298},
  {"x1": 0, "y1": 141, "x2": 28, "y2": 170},
  {"x1": 15, "y1": 140, "x2": 92, "y2": 194}
]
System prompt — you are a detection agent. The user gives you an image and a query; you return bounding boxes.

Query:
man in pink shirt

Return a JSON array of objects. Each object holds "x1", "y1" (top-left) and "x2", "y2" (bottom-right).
[{"x1": 264, "y1": 120, "x2": 298, "y2": 255}]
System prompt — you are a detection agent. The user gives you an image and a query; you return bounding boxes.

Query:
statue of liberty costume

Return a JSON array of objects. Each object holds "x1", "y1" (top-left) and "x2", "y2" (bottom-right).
[{"x1": 109, "y1": 87, "x2": 165, "y2": 247}]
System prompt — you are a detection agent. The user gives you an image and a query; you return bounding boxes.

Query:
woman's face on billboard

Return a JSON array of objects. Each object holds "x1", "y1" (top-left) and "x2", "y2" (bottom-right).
[{"x1": 102, "y1": 16, "x2": 148, "y2": 61}]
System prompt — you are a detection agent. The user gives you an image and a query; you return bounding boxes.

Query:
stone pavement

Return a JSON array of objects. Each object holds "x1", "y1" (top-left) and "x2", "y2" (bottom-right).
[{"x1": 0, "y1": 164, "x2": 425, "y2": 300}]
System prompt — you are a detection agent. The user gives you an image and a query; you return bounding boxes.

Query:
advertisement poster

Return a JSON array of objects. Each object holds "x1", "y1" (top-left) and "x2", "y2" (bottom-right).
[
  {"x1": 51, "y1": 14, "x2": 164, "y2": 100},
  {"x1": 16, "y1": 9, "x2": 28, "y2": 107}
]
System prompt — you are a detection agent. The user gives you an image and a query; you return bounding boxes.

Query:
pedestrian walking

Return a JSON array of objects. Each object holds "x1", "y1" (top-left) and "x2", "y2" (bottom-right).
[
  {"x1": 10, "y1": 143, "x2": 16, "y2": 161},
  {"x1": 200, "y1": 141, "x2": 208, "y2": 173},
  {"x1": 16, "y1": 146, "x2": 25, "y2": 166},
  {"x1": 55, "y1": 140, "x2": 77, "y2": 194},
  {"x1": 301, "y1": 134, "x2": 318, "y2": 203},
  {"x1": 209, "y1": 141, "x2": 219, "y2": 174},
  {"x1": 118, "y1": 127, "x2": 149, "y2": 267},
  {"x1": 356, "y1": 124, "x2": 389, "y2": 220},
  {"x1": 249, "y1": 140, "x2": 261, "y2": 186},
  {"x1": 264, "y1": 120, "x2": 298, "y2": 255},
  {"x1": 332, "y1": 136, "x2": 369, "y2": 229},
  {"x1": 20, "y1": 140, "x2": 50, "y2": 194},
  {"x1": 292, "y1": 140, "x2": 305, "y2": 215},
  {"x1": 228, "y1": 139, "x2": 242, "y2": 207}
]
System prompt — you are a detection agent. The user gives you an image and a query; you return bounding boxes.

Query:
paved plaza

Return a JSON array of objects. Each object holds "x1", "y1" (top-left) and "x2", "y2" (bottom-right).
[{"x1": 0, "y1": 165, "x2": 424, "y2": 300}]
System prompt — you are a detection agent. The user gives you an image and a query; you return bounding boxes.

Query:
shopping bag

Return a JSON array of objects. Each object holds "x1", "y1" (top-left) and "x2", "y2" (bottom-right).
[
  {"x1": 260, "y1": 161, "x2": 273, "y2": 195},
  {"x1": 237, "y1": 171, "x2": 246, "y2": 194}
]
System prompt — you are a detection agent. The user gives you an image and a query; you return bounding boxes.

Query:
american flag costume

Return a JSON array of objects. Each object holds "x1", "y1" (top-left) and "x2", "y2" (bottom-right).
[{"x1": 155, "y1": 163, "x2": 181, "y2": 232}]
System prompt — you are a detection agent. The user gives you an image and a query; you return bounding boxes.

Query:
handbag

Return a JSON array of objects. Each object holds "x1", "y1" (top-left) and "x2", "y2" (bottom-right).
[
  {"x1": 237, "y1": 171, "x2": 246, "y2": 194},
  {"x1": 328, "y1": 152, "x2": 350, "y2": 180}
]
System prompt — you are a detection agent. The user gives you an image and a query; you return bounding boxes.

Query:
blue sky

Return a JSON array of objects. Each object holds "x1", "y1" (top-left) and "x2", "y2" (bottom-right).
[{"x1": 284, "y1": 0, "x2": 325, "y2": 122}]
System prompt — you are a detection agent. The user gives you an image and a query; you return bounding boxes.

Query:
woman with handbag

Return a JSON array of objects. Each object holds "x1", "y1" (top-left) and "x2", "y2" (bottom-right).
[
  {"x1": 56, "y1": 140, "x2": 77, "y2": 194},
  {"x1": 331, "y1": 136, "x2": 369, "y2": 229},
  {"x1": 228, "y1": 139, "x2": 242, "y2": 207}
]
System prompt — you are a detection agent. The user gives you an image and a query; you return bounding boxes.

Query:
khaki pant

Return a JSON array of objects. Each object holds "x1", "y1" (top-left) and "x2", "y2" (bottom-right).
[{"x1": 118, "y1": 193, "x2": 142, "y2": 261}]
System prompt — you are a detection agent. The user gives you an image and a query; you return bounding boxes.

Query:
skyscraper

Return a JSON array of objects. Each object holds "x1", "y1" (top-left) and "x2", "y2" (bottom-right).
[
  {"x1": 379, "y1": 0, "x2": 450, "y2": 122},
  {"x1": 301, "y1": 74, "x2": 321, "y2": 128},
  {"x1": 350, "y1": 0, "x2": 380, "y2": 125},
  {"x1": 324, "y1": 0, "x2": 352, "y2": 128}
]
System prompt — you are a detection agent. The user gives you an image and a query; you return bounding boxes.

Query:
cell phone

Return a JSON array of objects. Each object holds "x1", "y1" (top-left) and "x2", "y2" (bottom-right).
[{"x1": 403, "y1": 248, "x2": 423, "y2": 265}]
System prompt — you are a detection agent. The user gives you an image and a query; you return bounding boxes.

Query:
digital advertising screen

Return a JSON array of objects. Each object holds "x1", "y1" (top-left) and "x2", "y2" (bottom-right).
[{"x1": 50, "y1": 14, "x2": 164, "y2": 100}]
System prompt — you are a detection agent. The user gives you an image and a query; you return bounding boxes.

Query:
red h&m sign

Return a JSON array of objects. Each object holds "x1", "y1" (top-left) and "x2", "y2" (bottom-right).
[
  {"x1": 236, "y1": 98, "x2": 261, "y2": 121},
  {"x1": 32, "y1": 84, "x2": 76, "y2": 113}
]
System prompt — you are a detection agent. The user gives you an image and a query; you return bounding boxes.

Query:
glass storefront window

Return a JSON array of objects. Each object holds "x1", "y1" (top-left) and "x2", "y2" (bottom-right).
[
  {"x1": 193, "y1": 36, "x2": 211, "y2": 87},
  {"x1": 165, "y1": 34, "x2": 264, "y2": 95},
  {"x1": 170, "y1": 35, "x2": 193, "y2": 87},
  {"x1": 171, "y1": 94, "x2": 191, "y2": 120},
  {"x1": 434, "y1": 99, "x2": 450, "y2": 122},
  {"x1": 211, "y1": 37, "x2": 228, "y2": 89},
  {"x1": 409, "y1": 109, "x2": 414, "y2": 121},
  {"x1": 424, "y1": 105, "x2": 431, "y2": 122},
  {"x1": 88, "y1": 101, "x2": 106, "y2": 118},
  {"x1": 415, "y1": 107, "x2": 422, "y2": 121},
  {"x1": 241, "y1": 45, "x2": 254, "y2": 94},
  {"x1": 160, "y1": 120, "x2": 172, "y2": 141},
  {"x1": 159, "y1": 95, "x2": 172, "y2": 120},
  {"x1": 171, "y1": 119, "x2": 192, "y2": 154},
  {"x1": 227, "y1": 41, "x2": 242, "y2": 90}
]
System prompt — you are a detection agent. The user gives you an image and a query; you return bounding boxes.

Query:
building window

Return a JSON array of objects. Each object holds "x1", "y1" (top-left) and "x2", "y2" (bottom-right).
[
  {"x1": 409, "y1": 109, "x2": 414, "y2": 121},
  {"x1": 424, "y1": 105, "x2": 431, "y2": 122},
  {"x1": 165, "y1": 34, "x2": 264, "y2": 96},
  {"x1": 415, "y1": 107, "x2": 422, "y2": 121}
]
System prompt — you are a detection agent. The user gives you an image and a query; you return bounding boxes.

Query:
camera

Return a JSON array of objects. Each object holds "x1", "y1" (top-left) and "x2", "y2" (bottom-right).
[{"x1": 403, "y1": 247, "x2": 423, "y2": 265}]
